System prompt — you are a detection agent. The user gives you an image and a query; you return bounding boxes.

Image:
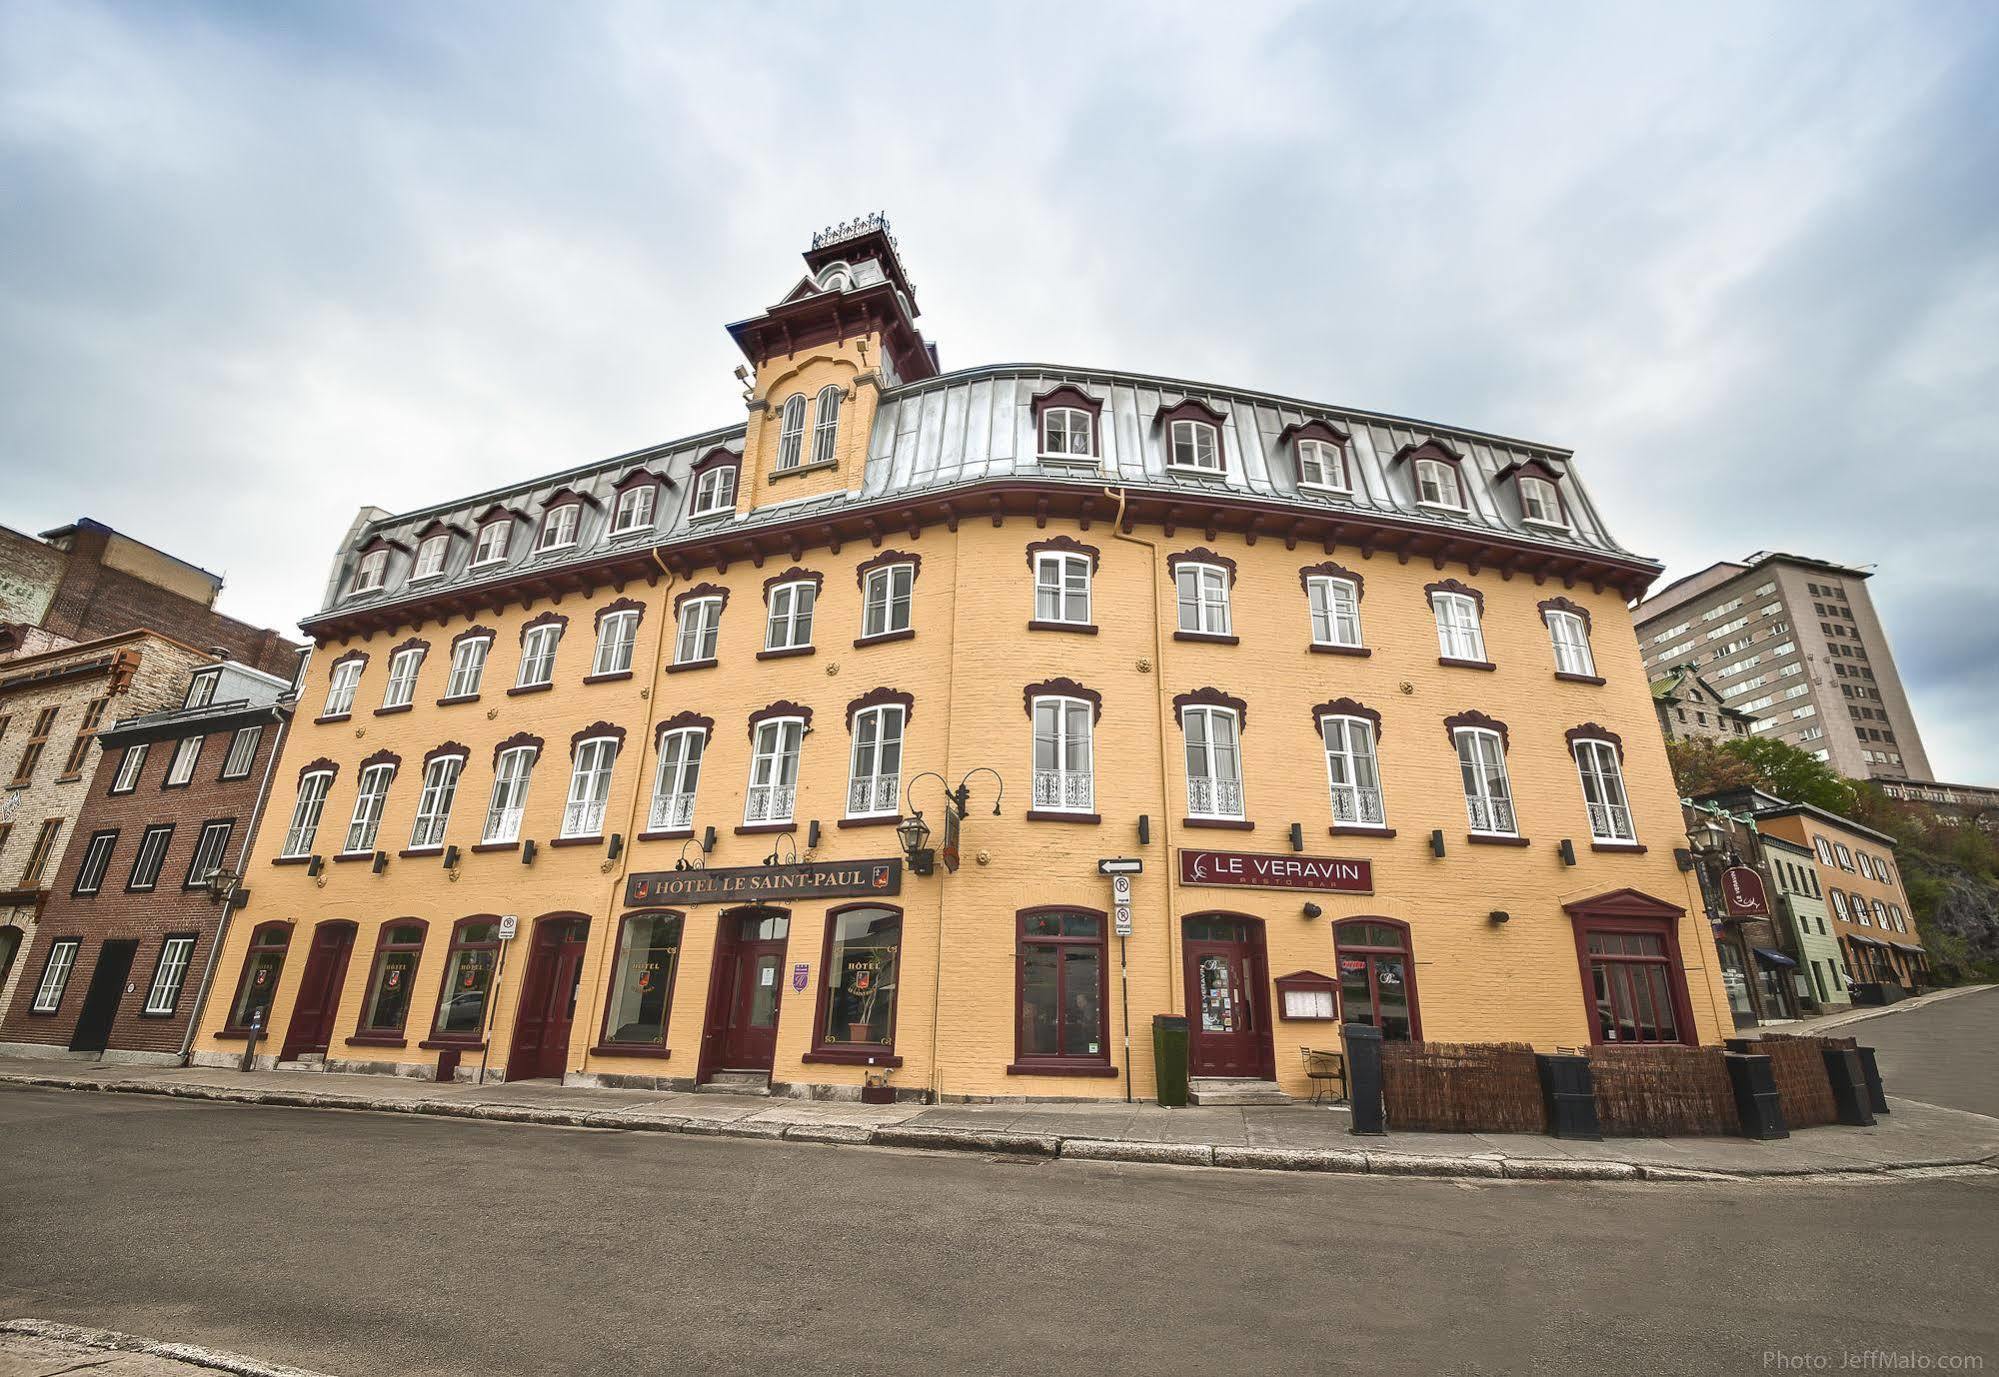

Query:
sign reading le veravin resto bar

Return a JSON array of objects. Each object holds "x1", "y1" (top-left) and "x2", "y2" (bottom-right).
[
  {"x1": 626, "y1": 858, "x2": 902, "y2": 907},
  {"x1": 1178, "y1": 848, "x2": 1372, "y2": 894}
]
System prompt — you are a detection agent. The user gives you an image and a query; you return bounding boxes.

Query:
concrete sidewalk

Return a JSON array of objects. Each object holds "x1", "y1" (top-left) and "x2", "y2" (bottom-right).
[
  {"x1": 1740, "y1": 982, "x2": 1995, "y2": 1037},
  {"x1": 5, "y1": 1055, "x2": 1996, "y2": 1184},
  {"x1": 0, "y1": 1320, "x2": 335, "y2": 1377}
]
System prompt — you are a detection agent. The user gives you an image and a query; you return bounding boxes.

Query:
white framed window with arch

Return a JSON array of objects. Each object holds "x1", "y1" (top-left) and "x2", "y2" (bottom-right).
[
  {"x1": 649, "y1": 719, "x2": 707, "y2": 833},
  {"x1": 775, "y1": 393, "x2": 809, "y2": 471},
  {"x1": 1176, "y1": 694, "x2": 1245, "y2": 822},
  {"x1": 810, "y1": 384, "x2": 842, "y2": 467},
  {"x1": 1569, "y1": 729, "x2": 1636, "y2": 844},
  {"x1": 1027, "y1": 682, "x2": 1097, "y2": 817},
  {"x1": 1449, "y1": 714, "x2": 1517, "y2": 838},
  {"x1": 1316, "y1": 703, "x2": 1386, "y2": 831}
]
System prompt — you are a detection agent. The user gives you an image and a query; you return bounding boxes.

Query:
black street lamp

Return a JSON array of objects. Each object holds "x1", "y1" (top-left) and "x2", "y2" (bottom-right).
[{"x1": 897, "y1": 812, "x2": 934, "y2": 875}]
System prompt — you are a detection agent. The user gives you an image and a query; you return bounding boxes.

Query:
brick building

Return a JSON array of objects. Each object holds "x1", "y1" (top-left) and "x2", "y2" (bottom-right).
[
  {"x1": 0, "y1": 631, "x2": 218, "y2": 1015},
  {"x1": 0, "y1": 658, "x2": 290, "y2": 1062},
  {"x1": 0, "y1": 518, "x2": 301, "y2": 679}
]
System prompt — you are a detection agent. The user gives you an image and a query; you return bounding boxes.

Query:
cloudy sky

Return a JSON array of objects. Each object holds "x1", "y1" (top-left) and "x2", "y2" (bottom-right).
[{"x1": 3, "y1": 2, "x2": 1994, "y2": 778}]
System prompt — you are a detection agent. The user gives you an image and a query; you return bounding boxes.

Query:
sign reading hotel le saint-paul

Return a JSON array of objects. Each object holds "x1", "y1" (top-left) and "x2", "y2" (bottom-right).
[
  {"x1": 625, "y1": 858, "x2": 902, "y2": 908},
  {"x1": 1177, "y1": 848, "x2": 1373, "y2": 894}
]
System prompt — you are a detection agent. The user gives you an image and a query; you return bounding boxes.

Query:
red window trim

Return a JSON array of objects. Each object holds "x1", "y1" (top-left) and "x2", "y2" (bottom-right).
[
  {"x1": 1273, "y1": 969, "x2": 1339, "y2": 1021},
  {"x1": 595, "y1": 908, "x2": 684, "y2": 1055},
  {"x1": 352, "y1": 918, "x2": 429, "y2": 1040},
  {"x1": 427, "y1": 914, "x2": 503, "y2": 1045},
  {"x1": 1332, "y1": 916, "x2": 1423, "y2": 1040},
  {"x1": 808, "y1": 901, "x2": 904, "y2": 1062},
  {"x1": 1562, "y1": 890, "x2": 1697, "y2": 1047},
  {"x1": 221, "y1": 920, "x2": 294, "y2": 1033},
  {"x1": 1010, "y1": 904, "x2": 1112, "y2": 1074}
]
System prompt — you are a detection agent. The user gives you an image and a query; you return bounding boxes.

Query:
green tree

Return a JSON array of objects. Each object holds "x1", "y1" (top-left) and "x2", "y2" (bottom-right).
[{"x1": 1665, "y1": 735, "x2": 1858, "y2": 815}]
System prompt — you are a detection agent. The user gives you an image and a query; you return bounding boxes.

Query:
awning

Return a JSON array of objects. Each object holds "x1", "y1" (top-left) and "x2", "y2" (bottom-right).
[{"x1": 1753, "y1": 947, "x2": 1797, "y2": 968}]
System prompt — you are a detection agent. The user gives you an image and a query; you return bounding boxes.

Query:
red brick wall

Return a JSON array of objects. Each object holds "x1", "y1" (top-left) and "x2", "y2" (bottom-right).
[{"x1": 0, "y1": 709, "x2": 288, "y2": 1056}]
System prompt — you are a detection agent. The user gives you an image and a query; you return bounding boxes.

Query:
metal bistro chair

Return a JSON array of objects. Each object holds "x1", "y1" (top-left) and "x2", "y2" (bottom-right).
[{"x1": 1301, "y1": 1046, "x2": 1348, "y2": 1106}]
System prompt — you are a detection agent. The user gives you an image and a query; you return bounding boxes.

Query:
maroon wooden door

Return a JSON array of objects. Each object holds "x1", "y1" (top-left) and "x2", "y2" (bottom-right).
[
  {"x1": 1182, "y1": 915, "x2": 1274, "y2": 1079},
  {"x1": 704, "y1": 909, "x2": 789, "y2": 1074},
  {"x1": 507, "y1": 916, "x2": 590, "y2": 1082},
  {"x1": 279, "y1": 922, "x2": 355, "y2": 1061}
]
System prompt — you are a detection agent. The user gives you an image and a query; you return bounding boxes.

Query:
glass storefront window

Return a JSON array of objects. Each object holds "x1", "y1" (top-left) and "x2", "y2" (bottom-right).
[
  {"x1": 601, "y1": 911, "x2": 682, "y2": 1048},
  {"x1": 432, "y1": 919, "x2": 501, "y2": 1039},
  {"x1": 1334, "y1": 919, "x2": 1418, "y2": 1041},
  {"x1": 358, "y1": 921, "x2": 427, "y2": 1036},
  {"x1": 817, "y1": 906, "x2": 901, "y2": 1050},
  {"x1": 1016, "y1": 909, "x2": 1106, "y2": 1065},
  {"x1": 1715, "y1": 940, "x2": 1755, "y2": 1019},
  {"x1": 226, "y1": 923, "x2": 291, "y2": 1031}
]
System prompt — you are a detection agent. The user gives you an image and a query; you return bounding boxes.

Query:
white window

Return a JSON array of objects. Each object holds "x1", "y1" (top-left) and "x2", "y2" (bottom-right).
[
  {"x1": 1040, "y1": 407, "x2": 1094, "y2": 459},
  {"x1": 1573, "y1": 739, "x2": 1634, "y2": 842},
  {"x1": 1872, "y1": 900, "x2": 1890, "y2": 929},
  {"x1": 144, "y1": 936, "x2": 196, "y2": 1015},
  {"x1": 1519, "y1": 475, "x2": 1564, "y2": 525},
  {"x1": 862, "y1": 564, "x2": 914, "y2": 639},
  {"x1": 1835, "y1": 843, "x2": 1854, "y2": 870},
  {"x1": 1432, "y1": 592, "x2": 1486, "y2": 662},
  {"x1": 111, "y1": 744, "x2": 148, "y2": 793},
  {"x1": 185, "y1": 820, "x2": 233, "y2": 888},
  {"x1": 1297, "y1": 439, "x2": 1348, "y2": 492},
  {"x1": 1830, "y1": 890, "x2": 1850, "y2": 921},
  {"x1": 323, "y1": 660, "x2": 363, "y2": 717},
  {"x1": 744, "y1": 719, "x2": 803, "y2": 825},
  {"x1": 1320, "y1": 716, "x2": 1385, "y2": 828},
  {"x1": 810, "y1": 385, "x2": 842, "y2": 466},
  {"x1": 482, "y1": 746, "x2": 537, "y2": 844},
  {"x1": 1182, "y1": 706, "x2": 1244, "y2": 820},
  {"x1": 343, "y1": 762, "x2": 396, "y2": 854},
  {"x1": 1455, "y1": 728, "x2": 1516, "y2": 836},
  {"x1": 411, "y1": 534, "x2": 449, "y2": 581},
  {"x1": 609, "y1": 484, "x2": 657, "y2": 537},
  {"x1": 184, "y1": 669, "x2": 220, "y2": 709},
  {"x1": 592, "y1": 610, "x2": 639, "y2": 677},
  {"x1": 128, "y1": 825, "x2": 174, "y2": 891},
  {"x1": 1175, "y1": 564, "x2": 1231, "y2": 636},
  {"x1": 1415, "y1": 458, "x2": 1463, "y2": 509},
  {"x1": 563, "y1": 738, "x2": 619, "y2": 837},
  {"x1": 410, "y1": 754, "x2": 466, "y2": 850},
  {"x1": 765, "y1": 581, "x2": 817, "y2": 651},
  {"x1": 1168, "y1": 420, "x2": 1221, "y2": 473},
  {"x1": 472, "y1": 520, "x2": 510, "y2": 566},
  {"x1": 1307, "y1": 577, "x2": 1362, "y2": 649},
  {"x1": 535, "y1": 504, "x2": 580, "y2": 553},
  {"x1": 776, "y1": 394, "x2": 808, "y2": 471},
  {"x1": 446, "y1": 636, "x2": 491, "y2": 698},
  {"x1": 847, "y1": 705, "x2": 904, "y2": 819},
  {"x1": 674, "y1": 597, "x2": 722, "y2": 665},
  {"x1": 165, "y1": 735, "x2": 204, "y2": 787},
  {"x1": 1547, "y1": 610, "x2": 1596, "y2": 677},
  {"x1": 74, "y1": 832, "x2": 117, "y2": 895},
  {"x1": 382, "y1": 647, "x2": 425, "y2": 709},
  {"x1": 691, "y1": 465, "x2": 737, "y2": 518},
  {"x1": 517, "y1": 623, "x2": 563, "y2": 688},
  {"x1": 351, "y1": 549, "x2": 388, "y2": 595},
  {"x1": 648, "y1": 729, "x2": 703, "y2": 832},
  {"x1": 1033, "y1": 553, "x2": 1092, "y2": 625},
  {"x1": 1815, "y1": 836, "x2": 1835, "y2": 865},
  {"x1": 31, "y1": 940, "x2": 79, "y2": 1013},
  {"x1": 283, "y1": 770, "x2": 335, "y2": 858},
  {"x1": 1031, "y1": 697, "x2": 1094, "y2": 813}
]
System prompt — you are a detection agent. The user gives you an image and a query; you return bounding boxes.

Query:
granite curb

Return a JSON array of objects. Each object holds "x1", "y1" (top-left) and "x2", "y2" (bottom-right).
[
  {"x1": 1, "y1": 1318, "x2": 338, "y2": 1377},
  {"x1": 6, "y1": 1070, "x2": 1995, "y2": 1186}
]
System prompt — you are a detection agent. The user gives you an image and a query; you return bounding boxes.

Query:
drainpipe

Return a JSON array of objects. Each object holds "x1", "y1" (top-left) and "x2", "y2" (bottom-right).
[
  {"x1": 565, "y1": 548, "x2": 678, "y2": 1083},
  {"x1": 1104, "y1": 487, "x2": 1180, "y2": 1014},
  {"x1": 926, "y1": 523, "x2": 965, "y2": 1105}
]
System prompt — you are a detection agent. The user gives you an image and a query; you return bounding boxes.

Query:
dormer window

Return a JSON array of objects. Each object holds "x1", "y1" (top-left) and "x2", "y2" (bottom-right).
[
  {"x1": 689, "y1": 451, "x2": 739, "y2": 519},
  {"x1": 609, "y1": 482, "x2": 658, "y2": 538},
  {"x1": 1415, "y1": 458, "x2": 1462, "y2": 509},
  {"x1": 1519, "y1": 475, "x2": 1564, "y2": 526},
  {"x1": 535, "y1": 502, "x2": 581, "y2": 553},
  {"x1": 1158, "y1": 398, "x2": 1228, "y2": 475},
  {"x1": 776, "y1": 394, "x2": 808, "y2": 471},
  {"x1": 811, "y1": 385, "x2": 842, "y2": 466},
  {"x1": 350, "y1": 548, "x2": 388, "y2": 595},
  {"x1": 1032, "y1": 385, "x2": 1104, "y2": 464},
  {"x1": 411, "y1": 533, "x2": 449, "y2": 581},
  {"x1": 1281, "y1": 421, "x2": 1352, "y2": 494},
  {"x1": 184, "y1": 667, "x2": 220, "y2": 710},
  {"x1": 470, "y1": 511, "x2": 515, "y2": 567}
]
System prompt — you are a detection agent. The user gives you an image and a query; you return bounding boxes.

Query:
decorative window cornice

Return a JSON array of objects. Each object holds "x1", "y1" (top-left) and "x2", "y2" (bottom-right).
[
  {"x1": 1539, "y1": 596, "x2": 1592, "y2": 634},
  {"x1": 541, "y1": 484, "x2": 599, "y2": 510},
  {"x1": 748, "y1": 701, "x2": 813, "y2": 737},
  {"x1": 358, "y1": 534, "x2": 412, "y2": 557},
  {"x1": 1025, "y1": 534, "x2": 1101, "y2": 572},
  {"x1": 1154, "y1": 397, "x2": 1228, "y2": 429},
  {"x1": 1565, "y1": 723, "x2": 1624, "y2": 760},
  {"x1": 594, "y1": 596, "x2": 646, "y2": 629},
  {"x1": 673, "y1": 582, "x2": 729, "y2": 613},
  {"x1": 388, "y1": 636, "x2": 430, "y2": 658},
  {"x1": 1031, "y1": 384, "x2": 1104, "y2": 420},
  {"x1": 569, "y1": 722, "x2": 627, "y2": 756},
  {"x1": 1389, "y1": 438, "x2": 1466, "y2": 469},
  {"x1": 492, "y1": 731, "x2": 543, "y2": 766},
  {"x1": 1277, "y1": 419, "x2": 1349, "y2": 449},
  {"x1": 1312, "y1": 697, "x2": 1381, "y2": 737},
  {"x1": 655, "y1": 712, "x2": 714, "y2": 744},
  {"x1": 451, "y1": 624, "x2": 496, "y2": 650},
  {"x1": 520, "y1": 610, "x2": 569, "y2": 640},
  {"x1": 1172, "y1": 686, "x2": 1248, "y2": 730},
  {"x1": 329, "y1": 649, "x2": 369, "y2": 671},
  {"x1": 690, "y1": 447, "x2": 740, "y2": 476},
  {"x1": 612, "y1": 466, "x2": 670, "y2": 492},
  {"x1": 471, "y1": 503, "x2": 528, "y2": 525},
  {"x1": 1023, "y1": 677, "x2": 1103, "y2": 723},
  {"x1": 846, "y1": 686, "x2": 914, "y2": 731},
  {"x1": 1443, "y1": 709, "x2": 1509, "y2": 751},
  {"x1": 1426, "y1": 578, "x2": 1484, "y2": 613},
  {"x1": 762, "y1": 567, "x2": 825, "y2": 598},
  {"x1": 423, "y1": 740, "x2": 471, "y2": 766},
  {"x1": 1167, "y1": 547, "x2": 1238, "y2": 584},
  {"x1": 414, "y1": 517, "x2": 466, "y2": 540},
  {"x1": 358, "y1": 748, "x2": 402, "y2": 774},
  {"x1": 1298, "y1": 560, "x2": 1364, "y2": 598},
  {"x1": 296, "y1": 757, "x2": 339, "y2": 785},
  {"x1": 855, "y1": 549, "x2": 922, "y2": 586},
  {"x1": 1495, "y1": 456, "x2": 1566, "y2": 484}
]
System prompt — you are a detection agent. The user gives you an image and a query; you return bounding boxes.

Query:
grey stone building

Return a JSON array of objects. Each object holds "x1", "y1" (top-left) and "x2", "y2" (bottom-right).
[
  {"x1": 1634, "y1": 552, "x2": 1931, "y2": 781},
  {"x1": 1650, "y1": 664, "x2": 1756, "y2": 744}
]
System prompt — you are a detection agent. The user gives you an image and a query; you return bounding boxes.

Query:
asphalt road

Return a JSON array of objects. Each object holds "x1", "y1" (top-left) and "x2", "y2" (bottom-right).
[
  {"x1": 1856, "y1": 987, "x2": 1999, "y2": 1118},
  {"x1": 1, "y1": 1089, "x2": 1994, "y2": 1376}
]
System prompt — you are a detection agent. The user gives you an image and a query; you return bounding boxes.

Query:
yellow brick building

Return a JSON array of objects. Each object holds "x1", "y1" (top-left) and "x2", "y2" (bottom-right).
[{"x1": 191, "y1": 218, "x2": 1733, "y2": 1101}]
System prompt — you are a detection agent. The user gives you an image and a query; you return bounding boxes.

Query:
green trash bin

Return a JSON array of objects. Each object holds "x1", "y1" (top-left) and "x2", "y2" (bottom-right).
[{"x1": 1153, "y1": 1014, "x2": 1189, "y2": 1108}]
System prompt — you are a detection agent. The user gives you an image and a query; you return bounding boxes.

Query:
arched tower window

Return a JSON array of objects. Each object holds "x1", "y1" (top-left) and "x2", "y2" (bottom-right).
[
  {"x1": 811, "y1": 385, "x2": 842, "y2": 467},
  {"x1": 776, "y1": 394, "x2": 808, "y2": 471}
]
